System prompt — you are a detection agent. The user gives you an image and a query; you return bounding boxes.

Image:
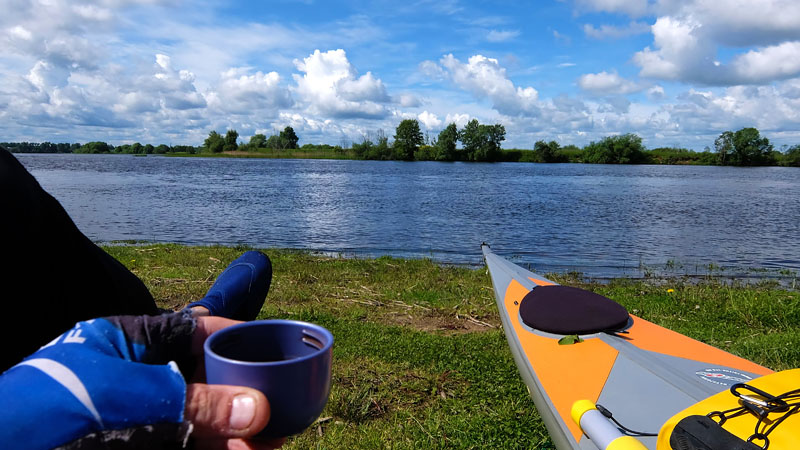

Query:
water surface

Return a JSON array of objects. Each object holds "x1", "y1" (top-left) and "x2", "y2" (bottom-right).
[{"x1": 17, "y1": 153, "x2": 800, "y2": 279}]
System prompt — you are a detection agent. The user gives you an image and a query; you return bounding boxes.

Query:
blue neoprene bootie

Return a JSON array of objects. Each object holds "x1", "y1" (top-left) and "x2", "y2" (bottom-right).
[{"x1": 188, "y1": 251, "x2": 272, "y2": 321}]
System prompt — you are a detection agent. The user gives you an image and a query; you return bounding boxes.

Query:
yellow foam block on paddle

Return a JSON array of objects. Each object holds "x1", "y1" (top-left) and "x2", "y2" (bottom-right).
[
  {"x1": 571, "y1": 400, "x2": 648, "y2": 450},
  {"x1": 657, "y1": 369, "x2": 800, "y2": 449}
]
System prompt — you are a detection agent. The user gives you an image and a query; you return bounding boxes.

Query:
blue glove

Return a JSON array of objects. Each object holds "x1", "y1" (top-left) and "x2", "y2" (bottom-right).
[{"x1": 0, "y1": 311, "x2": 196, "y2": 449}]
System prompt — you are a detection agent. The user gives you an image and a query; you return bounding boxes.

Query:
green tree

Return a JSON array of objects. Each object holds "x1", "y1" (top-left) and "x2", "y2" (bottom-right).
[
  {"x1": 249, "y1": 134, "x2": 267, "y2": 149},
  {"x1": 459, "y1": 119, "x2": 482, "y2": 161},
  {"x1": 279, "y1": 126, "x2": 299, "y2": 149},
  {"x1": 482, "y1": 124, "x2": 505, "y2": 162},
  {"x1": 351, "y1": 135, "x2": 373, "y2": 159},
  {"x1": 372, "y1": 129, "x2": 391, "y2": 160},
  {"x1": 434, "y1": 123, "x2": 459, "y2": 161},
  {"x1": 393, "y1": 119, "x2": 423, "y2": 161},
  {"x1": 458, "y1": 120, "x2": 505, "y2": 162},
  {"x1": 155, "y1": 144, "x2": 170, "y2": 154},
  {"x1": 414, "y1": 145, "x2": 436, "y2": 161},
  {"x1": 533, "y1": 140, "x2": 565, "y2": 163},
  {"x1": 730, "y1": 127, "x2": 774, "y2": 166},
  {"x1": 583, "y1": 134, "x2": 647, "y2": 164},
  {"x1": 224, "y1": 129, "x2": 239, "y2": 152},
  {"x1": 714, "y1": 131, "x2": 734, "y2": 165},
  {"x1": 76, "y1": 141, "x2": 110, "y2": 154},
  {"x1": 264, "y1": 135, "x2": 284, "y2": 149},
  {"x1": 204, "y1": 131, "x2": 224, "y2": 153},
  {"x1": 782, "y1": 144, "x2": 800, "y2": 167},
  {"x1": 559, "y1": 144, "x2": 583, "y2": 163}
]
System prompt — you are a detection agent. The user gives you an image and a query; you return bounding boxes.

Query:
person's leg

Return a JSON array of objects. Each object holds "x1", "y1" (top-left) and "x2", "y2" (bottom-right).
[
  {"x1": 187, "y1": 251, "x2": 272, "y2": 321},
  {"x1": 1, "y1": 147, "x2": 159, "y2": 371}
]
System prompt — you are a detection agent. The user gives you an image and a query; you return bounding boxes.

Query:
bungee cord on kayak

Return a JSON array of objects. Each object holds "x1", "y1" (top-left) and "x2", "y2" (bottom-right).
[
  {"x1": 704, "y1": 384, "x2": 800, "y2": 449},
  {"x1": 594, "y1": 404, "x2": 658, "y2": 438}
]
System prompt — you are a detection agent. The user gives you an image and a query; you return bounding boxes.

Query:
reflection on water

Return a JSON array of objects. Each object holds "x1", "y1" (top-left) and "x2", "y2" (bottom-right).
[{"x1": 16, "y1": 153, "x2": 800, "y2": 279}]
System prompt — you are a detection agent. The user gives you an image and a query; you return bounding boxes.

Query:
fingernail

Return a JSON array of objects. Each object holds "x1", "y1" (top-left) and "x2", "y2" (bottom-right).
[{"x1": 230, "y1": 395, "x2": 256, "y2": 429}]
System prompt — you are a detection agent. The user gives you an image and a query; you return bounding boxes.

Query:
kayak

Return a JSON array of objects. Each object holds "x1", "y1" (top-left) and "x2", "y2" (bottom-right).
[{"x1": 481, "y1": 244, "x2": 798, "y2": 450}]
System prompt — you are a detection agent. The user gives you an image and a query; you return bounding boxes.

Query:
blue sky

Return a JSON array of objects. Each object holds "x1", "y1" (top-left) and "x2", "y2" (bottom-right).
[{"x1": 1, "y1": 0, "x2": 800, "y2": 150}]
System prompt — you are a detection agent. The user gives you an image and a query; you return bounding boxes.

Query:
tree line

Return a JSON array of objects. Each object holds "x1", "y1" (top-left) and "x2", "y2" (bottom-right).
[
  {"x1": 4, "y1": 123, "x2": 799, "y2": 167},
  {"x1": 203, "y1": 127, "x2": 300, "y2": 153},
  {"x1": 345, "y1": 119, "x2": 506, "y2": 162},
  {"x1": 518, "y1": 128, "x2": 799, "y2": 167},
  {"x1": 2, "y1": 141, "x2": 198, "y2": 155}
]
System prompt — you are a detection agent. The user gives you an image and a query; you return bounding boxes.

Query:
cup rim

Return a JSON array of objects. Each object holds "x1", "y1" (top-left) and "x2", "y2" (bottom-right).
[{"x1": 204, "y1": 319, "x2": 334, "y2": 367}]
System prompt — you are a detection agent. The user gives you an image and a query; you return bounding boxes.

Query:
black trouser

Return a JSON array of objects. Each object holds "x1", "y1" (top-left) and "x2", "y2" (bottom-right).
[{"x1": 1, "y1": 147, "x2": 159, "y2": 372}]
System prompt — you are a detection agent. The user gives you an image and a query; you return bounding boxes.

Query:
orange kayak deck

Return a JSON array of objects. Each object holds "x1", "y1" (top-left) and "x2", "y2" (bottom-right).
[{"x1": 483, "y1": 246, "x2": 771, "y2": 450}]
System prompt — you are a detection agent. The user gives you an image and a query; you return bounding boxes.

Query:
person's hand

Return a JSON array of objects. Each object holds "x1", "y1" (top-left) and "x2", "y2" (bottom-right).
[
  {"x1": 0, "y1": 312, "x2": 286, "y2": 449},
  {"x1": 188, "y1": 316, "x2": 287, "y2": 450}
]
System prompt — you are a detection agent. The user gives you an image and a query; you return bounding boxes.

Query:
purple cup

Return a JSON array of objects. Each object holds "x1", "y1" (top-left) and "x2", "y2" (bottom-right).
[{"x1": 204, "y1": 320, "x2": 333, "y2": 438}]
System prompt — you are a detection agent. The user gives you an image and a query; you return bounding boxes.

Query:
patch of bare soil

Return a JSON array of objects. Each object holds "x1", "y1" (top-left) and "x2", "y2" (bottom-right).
[{"x1": 382, "y1": 310, "x2": 498, "y2": 334}]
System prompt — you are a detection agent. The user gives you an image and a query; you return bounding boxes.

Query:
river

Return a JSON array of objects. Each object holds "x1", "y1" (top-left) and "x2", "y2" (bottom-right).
[{"x1": 15, "y1": 153, "x2": 800, "y2": 280}]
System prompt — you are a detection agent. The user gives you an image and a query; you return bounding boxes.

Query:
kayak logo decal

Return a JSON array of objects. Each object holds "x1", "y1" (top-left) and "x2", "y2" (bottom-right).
[{"x1": 695, "y1": 368, "x2": 752, "y2": 386}]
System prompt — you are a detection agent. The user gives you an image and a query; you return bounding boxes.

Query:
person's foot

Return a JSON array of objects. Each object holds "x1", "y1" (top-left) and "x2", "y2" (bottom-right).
[{"x1": 187, "y1": 251, "x2": 272, "y2": 321}]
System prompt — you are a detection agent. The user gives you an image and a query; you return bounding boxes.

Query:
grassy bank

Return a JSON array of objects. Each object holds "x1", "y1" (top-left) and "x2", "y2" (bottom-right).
[{"x1": 104, "y1": 244, "x2": 800, "y2": 449}]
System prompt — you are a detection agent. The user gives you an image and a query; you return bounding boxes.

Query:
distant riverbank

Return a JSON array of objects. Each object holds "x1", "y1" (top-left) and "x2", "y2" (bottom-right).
[
  {"x1": 7, "y1": 128, "x2": 800, "y2": 167},
  {"x1": 12, "y1": 146, "x2": 800, "y2": 167}
]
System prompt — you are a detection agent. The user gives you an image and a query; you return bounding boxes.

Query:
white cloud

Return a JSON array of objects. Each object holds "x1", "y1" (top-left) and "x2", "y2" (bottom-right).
[
  {"x1": 145, "y1": 54, "x2": 206, "y2": 111},
  {"x1": 1, "y1": 49, "x2": 217, "y2": 141},
  {"x1": 418, "y1": 110, "x2": 442, "y2": 129},
  {"x1": 647, "y1": 85, "x2": 666, "y2": 100},
  {"x1": 583, "y1": 21, "x2": 651, "y2": 39},
  {"x1": 273, "y1": 112, "x2": 343, "y2": 142},
  {"x1": 25, "y1": 60, "x2": 69, "y2": 92},
  {"x1": 633, "y1": 16, "x2": 728, "y2": 84},
  {"x1": 574, "y1": 0, "x2": 650, "y2": 17},
  {"x1": 0, "y1": 2, "x2": 401, "y2": 144},
  {"x1": 418, "y1": 60, "x2": 447, "y2": 80},
  {"x1": 731, "y1": 42, "x2": 800, "y2": 83},
  {"x1": 206, "y1": 67, "x2": 292, "y2": 114},
  {"x1": 436, "y1": 54, "x2": 540, "y2": 116},
  {"x1": 0, "y1": 0, "x2": 110, "y2": 70},
  {"x1": 113, "y1": 91, "x2": 159, "y2": 114},
  {"x1": 628, "y1": 1, "x2": 800, "y2": 85},
  {"x1": 444, "y1": 113, "x2": 470, "y2": 128},
  {"x1": 398, "y1": 94, "x2": 422, "y2": 107},
  {"x1": 8, "y1": 25, "x2": 33, "y2": 41},
  {"x1": 665, "y1": 81, "x2": 800, "y2": 133},
  {"x1": 292, "y1": 49, "x2": 391, "y2": 119},
  {"x1": 578, "y1": 71, "x2": 644, "y2": 95},
  {"x1": 665, "y1": 0, "x2": 800, "y2": 47},
  {"x1": 337, "y1": 71, "x2": 390, "y2": 102},
  {"x1": 487, "y1": 30, "x2": 520, "y2": 43},
  {"x1": 2, "y1": 0, "x2": 799, "y2": 150},
  {"x1": 72, "y1": 4, "x2": 113, "y2": 22},
  {"x1": 552, "y1": 30, "x2": 571, "y2": 45},
  {"x1": 599, "y1": 96, "x2": 631, "y2": 113}
]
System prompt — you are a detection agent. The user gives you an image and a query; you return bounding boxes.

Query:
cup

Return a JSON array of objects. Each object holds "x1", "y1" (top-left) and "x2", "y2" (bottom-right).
[{"x1": 204, "y1": 320, "x2": 333, "y2": 437}]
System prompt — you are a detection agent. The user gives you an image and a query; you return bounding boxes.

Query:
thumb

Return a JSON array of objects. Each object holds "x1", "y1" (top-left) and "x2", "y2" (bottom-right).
[{"x1": 185, "y1": 384, "x2": 270, "y2": 438}]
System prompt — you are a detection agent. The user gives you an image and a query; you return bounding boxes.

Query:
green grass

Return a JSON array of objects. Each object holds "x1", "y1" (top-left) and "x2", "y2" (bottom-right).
[{"x1": 103, "y1": 244, "x2": 800, "y2": 449}]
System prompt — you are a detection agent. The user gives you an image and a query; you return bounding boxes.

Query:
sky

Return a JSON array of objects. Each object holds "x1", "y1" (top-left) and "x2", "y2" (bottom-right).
[{"x1": 1, "y1": 0, "x2": 800, "y2": 150}]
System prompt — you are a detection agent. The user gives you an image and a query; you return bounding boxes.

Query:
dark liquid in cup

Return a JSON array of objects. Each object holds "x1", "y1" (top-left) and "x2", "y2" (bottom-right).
[{"x1": 211, "y1": 331, "x2": 312, "y2": 362}]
